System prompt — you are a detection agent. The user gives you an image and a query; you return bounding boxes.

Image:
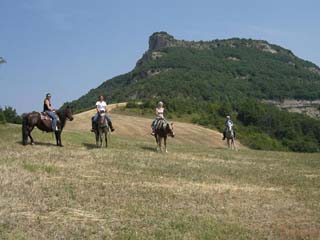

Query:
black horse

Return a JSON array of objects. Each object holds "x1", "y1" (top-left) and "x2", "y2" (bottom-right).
[
  {"x1": 22, "y1": 106, "x2": 74, "y2": 146},
  {"x1": 93, "y1": 111, "x2": 109, "y2": 148},
  {"x1": 154, "y1": 118, "x2": 175, "y2": 153}
]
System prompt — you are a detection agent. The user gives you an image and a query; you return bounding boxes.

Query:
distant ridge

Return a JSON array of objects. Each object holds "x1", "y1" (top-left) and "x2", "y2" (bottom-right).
[{"x1": 63, "y1": 31, "x2": 320, "y2": 112}]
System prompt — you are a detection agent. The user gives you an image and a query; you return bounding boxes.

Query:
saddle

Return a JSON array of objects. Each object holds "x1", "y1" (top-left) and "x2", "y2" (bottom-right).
[
  {"x1": 155, "y1": 118, "x2": 167, "y2": 130},
  {"x1": 40, "y1": 112, "x2": 60, "y2": 122}
]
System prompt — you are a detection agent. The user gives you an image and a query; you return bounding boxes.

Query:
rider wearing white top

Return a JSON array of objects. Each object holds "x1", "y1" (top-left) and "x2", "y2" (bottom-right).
[
  {"x1": 96, "y1": 100, "x2": 107, "y2": 112},
  {"x1": 151, "y1": 101, "x2": 165, "y2": 135},
  {"x1": 91, "y1": 95, "x2": 115, "y2": 132},
  {"x1": 222, "y1": 115, "x2": 236, "y2": 140}
]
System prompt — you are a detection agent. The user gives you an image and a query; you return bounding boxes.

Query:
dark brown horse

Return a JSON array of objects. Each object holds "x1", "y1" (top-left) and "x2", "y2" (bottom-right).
[
  {"x1": 154, "y1": 119, "x2": 175, "y2": 153},
  {"x1": 22, "y1": 106, "x2": 73, "y2": 146}
]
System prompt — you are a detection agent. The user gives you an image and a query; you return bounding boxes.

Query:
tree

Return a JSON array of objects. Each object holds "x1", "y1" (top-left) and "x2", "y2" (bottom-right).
[
  {"x1": 2, "y1": 106, "x2": 22, "y2": 124},
  {"x1": 0, "y1": 108, "x2": 6, "y2": 124},
  {"x1": 0, "y1": 57, "x2": 7, "y2": 64}
]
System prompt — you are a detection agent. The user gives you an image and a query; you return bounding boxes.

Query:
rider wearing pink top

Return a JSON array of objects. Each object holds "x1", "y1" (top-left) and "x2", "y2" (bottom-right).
[{"x1": 151, "y1": 101, "x2": 165, "y2": 135}]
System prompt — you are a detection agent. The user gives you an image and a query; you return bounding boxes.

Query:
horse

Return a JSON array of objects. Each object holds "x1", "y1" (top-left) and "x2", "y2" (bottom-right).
[
  {"x1": 22, "y1": 106, "x2": 73, "y2": 147},
  {"x1": 154, "y1": 118, "x2": 175, "y2": 153},
  {"x1": 225, "y1": 122, "x2": 236, "y2": 150},
  {"x1": 93, "y1": 111, "x2": 109, "y2": 148}
]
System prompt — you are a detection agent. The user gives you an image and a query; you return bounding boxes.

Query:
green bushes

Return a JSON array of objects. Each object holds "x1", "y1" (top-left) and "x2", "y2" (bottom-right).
[{"x1": 0, "y1": 106, "x2": 21, "y2": 124}]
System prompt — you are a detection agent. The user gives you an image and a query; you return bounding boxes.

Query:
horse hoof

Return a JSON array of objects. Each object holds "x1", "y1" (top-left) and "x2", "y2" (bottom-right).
[{"x1": 31, "y1": 142, "x2": 35, "y2": 145}]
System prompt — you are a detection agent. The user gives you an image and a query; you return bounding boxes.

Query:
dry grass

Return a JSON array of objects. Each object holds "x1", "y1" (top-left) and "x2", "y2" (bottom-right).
[
  {"x1": 0, "y1": 118, "x2": 320, "y2": 239},
  {"x1": 65, "y1": 103, "x2": 236, "y2": 149}
]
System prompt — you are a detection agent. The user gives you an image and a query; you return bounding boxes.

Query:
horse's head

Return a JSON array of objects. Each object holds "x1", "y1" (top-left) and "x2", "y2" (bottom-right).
[
  {"x1": 166, "y1": 122, "x2": 175, "y2": 137},
  {"x1": 98, "y1": 110, "x2": 107, "y2": 126},
  {"x1": 227, "y1": 122, "x2": 233, "y2": 131},
  {"x1": 65, "y1": 106, "x2": 74, "y2": 121}
]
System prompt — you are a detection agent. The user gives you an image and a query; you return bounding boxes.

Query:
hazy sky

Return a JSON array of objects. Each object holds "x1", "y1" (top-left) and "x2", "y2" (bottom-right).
[{"x1": 1, "y1": 0, "x2": 319, "y2": 113}]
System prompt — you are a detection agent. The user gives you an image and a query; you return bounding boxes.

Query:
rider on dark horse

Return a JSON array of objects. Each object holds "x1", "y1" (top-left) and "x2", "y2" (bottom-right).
[
  {"x1": 222, "y1": 115, "x2": 236, "y2": 140},
  {"x1": 43, "y1": 93, "x2": 58, "y2": 131},
  {"x1": 91, "y1": 95, "x2": 115, "y2": 132},
  {"x1": 151, "y1": 101, "x2": 165, "y2": 136}
]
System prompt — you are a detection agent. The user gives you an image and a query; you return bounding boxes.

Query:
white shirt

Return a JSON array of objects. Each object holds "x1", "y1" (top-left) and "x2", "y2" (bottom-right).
[
  {"x1": 156, "y1": 107, "x2": 164, "y2": 118},
  {"x1": 96, "y1": 101, "x2": 107, "y2": 112}
]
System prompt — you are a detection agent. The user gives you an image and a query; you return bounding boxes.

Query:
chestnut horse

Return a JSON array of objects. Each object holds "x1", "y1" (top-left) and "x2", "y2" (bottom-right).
[
  {"x1": 22, "y1": 106, "x2": 73, "y2": 146},
  {"x1": 154, "y1": 119, "x2": 175, "y2": 153}
]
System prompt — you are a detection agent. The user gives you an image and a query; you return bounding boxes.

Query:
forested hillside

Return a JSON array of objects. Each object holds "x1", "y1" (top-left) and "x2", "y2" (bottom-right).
[{"x1": 63, "y1": 32, "x2": 320, "y2": 152}]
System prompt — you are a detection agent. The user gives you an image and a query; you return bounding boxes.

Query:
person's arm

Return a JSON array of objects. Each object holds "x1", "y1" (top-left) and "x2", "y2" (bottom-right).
[
  {"x1": 105, "y1": 102, "x2": 109, "y2": 113},
  {"x1": 96, "y1": 102, "x2": 99, "y2": 112},
  {"x1": 155, "y1": 108, "x2": 159, "y2": 116}
]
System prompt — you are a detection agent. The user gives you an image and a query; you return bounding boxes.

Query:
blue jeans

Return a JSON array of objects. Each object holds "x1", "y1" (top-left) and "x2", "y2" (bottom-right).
[
  {"x1": 93, "y1": 112, "x2": 111, "y2": 124},
  {"x1": 46, "y1": 111, "x2": 57, "y2": 130}
]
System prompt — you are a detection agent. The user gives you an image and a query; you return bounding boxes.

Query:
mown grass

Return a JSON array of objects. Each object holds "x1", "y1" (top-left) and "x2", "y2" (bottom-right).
[{"x1": 0, "y1": 124, "x2": 319, "y2": 239}]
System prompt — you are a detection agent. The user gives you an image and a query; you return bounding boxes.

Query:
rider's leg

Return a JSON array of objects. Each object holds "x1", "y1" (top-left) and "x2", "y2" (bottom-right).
[
  {"x1": 222, "y1": 128, "x2": 226, "y2": 140},
  {"x1": 91, "y1": 113, "x2": 99, "y2": 131},
  {"x1": 46, "y1": 111, "x2": 57, "y2": 131},
  {"x1": 105, "y1": 114, "x2": 115, "y2": 132},
  {"x1": 151, "y1": 119, "x2": 157, "y2": 135}
]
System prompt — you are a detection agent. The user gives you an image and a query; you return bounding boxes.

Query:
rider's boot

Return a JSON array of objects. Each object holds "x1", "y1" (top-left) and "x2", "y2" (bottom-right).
[
  {"x1": 222, "y1": 131, "x2": 226, "y2": 140},
  {"x1": 108, "y1": 121, "x2": 115, "y2": 132},
  {"x1": 91, "y1": 120, "x2": 95, "y2": 132}
]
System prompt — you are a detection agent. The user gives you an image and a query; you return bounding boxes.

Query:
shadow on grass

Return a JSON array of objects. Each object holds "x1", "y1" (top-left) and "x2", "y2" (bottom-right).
[
  {"x1": 17, "y1": 141, "x2": 57, "y2": 147},
  {"x1": 83, "y1": 143, "x2": 99, "y2": 149},
  {"x1": 140, "y1": 145, "x2": 157, "y2": 152}
]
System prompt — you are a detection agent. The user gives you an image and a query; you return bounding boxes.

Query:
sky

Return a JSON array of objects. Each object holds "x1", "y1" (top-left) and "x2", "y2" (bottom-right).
[{"x1": 1, "y1": 0, "x2": 320, "y2": 114}]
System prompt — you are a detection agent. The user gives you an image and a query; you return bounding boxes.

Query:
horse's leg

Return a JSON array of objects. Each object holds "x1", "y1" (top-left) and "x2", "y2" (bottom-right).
[
  {"x1": 55, "y1": 131, "x2": 59, "y2": 146},
  {"x1": 55, "y1": 131, "x2": 62, "y2": 147},
  {"x1": 164, "y1": 136, "x2": 168, "y2": 153},
  {"x1": 95, "y1": 131, "x2": 99, "y2": 147},
  {"x1": 232, "y1": 138, "x2": 237, "y2": 151},
  {"x1": 28, "y1": 127, "x2": 35, "y2": 145},
  {"x1": 159, "y1": 137, "x2": 162, "y2": 152},
  {"x1": 155, "y1": 135, "x2": 159, "y2": 152},
  {"x1": 59, "y1": 132, "x2": 63, "y2": 147},
  {"x1": 104, "y1": 129, "x2": 108, "y2": 148},
  {"x1": 99, "y1": 129, "x2": 103, "y2": 148}
]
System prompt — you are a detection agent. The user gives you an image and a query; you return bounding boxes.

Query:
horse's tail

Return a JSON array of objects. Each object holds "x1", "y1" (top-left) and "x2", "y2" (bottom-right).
[{"x1": 22, "y1": 115, "x2": 28, "y2": 145}]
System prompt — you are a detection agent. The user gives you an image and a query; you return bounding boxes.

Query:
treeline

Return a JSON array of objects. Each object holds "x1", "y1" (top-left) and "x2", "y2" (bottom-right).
[
  {"x1": 126, "y1": 98, "x2": 320, "y2": 153},
  {"x1": 0, "y1": 106, "x2": 22, "y2": 124}
]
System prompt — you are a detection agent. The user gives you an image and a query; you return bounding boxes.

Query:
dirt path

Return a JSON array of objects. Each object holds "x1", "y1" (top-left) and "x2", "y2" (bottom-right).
[{"x1": 65, "y1": 103, "x2": 239, "y2": 148}]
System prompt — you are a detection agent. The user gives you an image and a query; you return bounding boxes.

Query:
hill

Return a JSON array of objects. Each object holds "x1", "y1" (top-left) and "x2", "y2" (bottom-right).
[
  {"x1": 65, "y1": 32, "x2": 320, "y2": 112},
  {"x1": 62, "y1": 32, "x2": 320, "y2": 153},
  {"x1": 0, "y1": 122, "x2": 319, "y2": 239}
]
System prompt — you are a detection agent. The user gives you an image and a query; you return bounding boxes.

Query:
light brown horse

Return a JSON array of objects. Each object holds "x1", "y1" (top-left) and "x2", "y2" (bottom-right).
[
  {"x1": 226, "y1": 122, "x2": 236, "y2": 150},
  {"x1": 22, "y1": 106, "x2": 73, "y2": 146},
  {"x1": 154, "y1": 119, "x2": 175, "y2": 153},
  {"x1": 93, "y1": 111, "x2": 109, "y2": 148}
]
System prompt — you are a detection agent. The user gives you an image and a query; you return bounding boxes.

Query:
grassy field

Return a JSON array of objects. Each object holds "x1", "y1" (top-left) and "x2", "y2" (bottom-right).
[{"x1": 0, "y1": 120, "x2": 320, "y2": 239}]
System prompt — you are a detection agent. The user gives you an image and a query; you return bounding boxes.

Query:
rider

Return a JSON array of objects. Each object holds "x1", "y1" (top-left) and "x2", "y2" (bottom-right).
[
  {"x1": 222, "y1": 115, "x2": 236, "y2": 140},
  {"x1": 91, "y1": 95, "x2": 115, "y2": 132},
  {"x1": 43, "y1": 93, "x2": 58, "y2": 131},
  {"x1": 151, "y1": 101, "x2": 165, "y2": 136}
]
